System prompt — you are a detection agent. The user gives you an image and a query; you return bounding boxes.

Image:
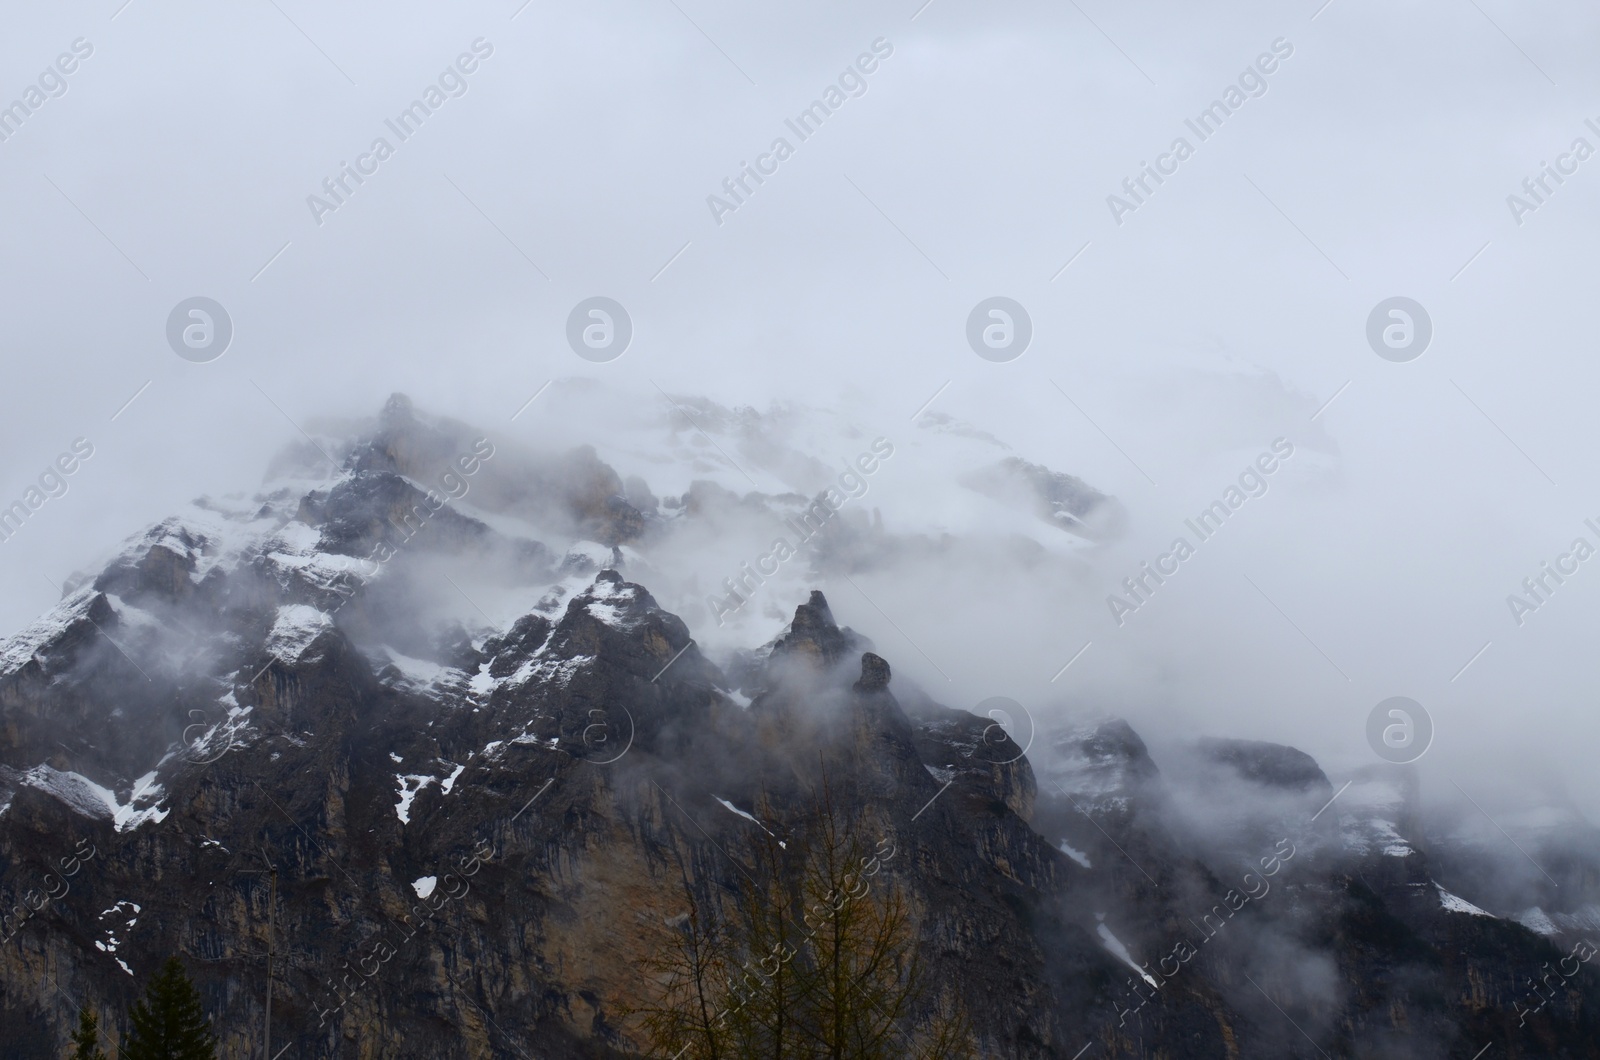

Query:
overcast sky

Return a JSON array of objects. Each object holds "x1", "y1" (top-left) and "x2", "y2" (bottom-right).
[{"x1": 3, "y1": 0, "x2": 1599, "y2": 810}]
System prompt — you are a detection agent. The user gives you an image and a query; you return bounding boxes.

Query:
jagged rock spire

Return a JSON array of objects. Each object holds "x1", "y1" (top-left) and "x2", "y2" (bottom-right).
[{"x1": 855, "y1": 651, "x2": 891, "y2": 692}]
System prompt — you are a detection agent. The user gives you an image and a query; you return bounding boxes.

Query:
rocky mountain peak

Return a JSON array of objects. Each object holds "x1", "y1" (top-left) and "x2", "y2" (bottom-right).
[
  {"x1": 2, "y1": 394, "x2": 1597, "y2": 1058},
  {"x1": 854, "y1": 650, "x2": 891, "y2": 692},
  {"x1": 1195, "y1": 735, "x2": 1333, "y2": 798},
  {"x1": 959, "y1": 455, "x2": 1124, "y2": 541},
  {"x1": 769, "y1": 589, "x2": 860, "y2": 668},
  {"x1": 379, "y1": 390, "x2": 414, "y2": 426},
  {"x1": 1038, "y1": 717, "x2": 1160, "y2": 807}
]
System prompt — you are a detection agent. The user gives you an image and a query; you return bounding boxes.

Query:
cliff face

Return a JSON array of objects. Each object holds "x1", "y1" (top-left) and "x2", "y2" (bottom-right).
[
  {"x1": 1, "y1": 398, "x2": 1597, "y2": 1059},
  {"x1": 0, "y1": 586, "x2": 1070, "y2": 1056},
  {"x1": 0, "y1": 400, "x2": 1077, "y2": 1059}
]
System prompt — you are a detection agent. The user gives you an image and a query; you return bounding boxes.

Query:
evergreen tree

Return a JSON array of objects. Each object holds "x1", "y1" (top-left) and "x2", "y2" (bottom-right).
[
  {"x1": 122, "y1": 957, "x2": 217, "y2": 1060},
  {"x1": 68, "y1": 1007, "x2": 107, "y2": 1060}
]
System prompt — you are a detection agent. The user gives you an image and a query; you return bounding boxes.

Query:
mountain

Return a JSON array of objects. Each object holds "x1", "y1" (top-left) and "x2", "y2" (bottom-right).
[{"x1": 0, "y1": 395, "x2": 1596, "y2": 1058}]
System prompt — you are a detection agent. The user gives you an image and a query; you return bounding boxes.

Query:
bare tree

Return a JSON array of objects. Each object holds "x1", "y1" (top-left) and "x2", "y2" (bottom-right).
[
  {"x1": 633, "y1": 783, "x2": 975, "y2": 1060},
  {"x1": 633, "y1": 897, "x2": 734, "y2": 1060}
]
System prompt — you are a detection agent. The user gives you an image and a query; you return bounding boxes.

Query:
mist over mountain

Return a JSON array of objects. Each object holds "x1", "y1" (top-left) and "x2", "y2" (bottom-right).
[
  {"x1": 7, "y1": 0, "x2": 1600, "y2": 1056},
  {"x1": 0, "y1": 396, "x2": 1595, "y2": 1058}
]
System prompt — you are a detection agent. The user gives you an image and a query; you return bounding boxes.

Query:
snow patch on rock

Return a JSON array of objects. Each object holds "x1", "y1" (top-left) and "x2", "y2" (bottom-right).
[
  {"x1": 266, "y1": 604, "x2": 334, "y2": 661},
  {"x1": 1058, "y1": 839, "x2": 1092, "y2": 869},
  {"x1": 1436, "y1": 883, "x2": 1495, "y2": 917},
  {"x1": 1095, "y1": 913, "x2": 1157, "y2": 987},
  {"x1": 0, "y1": 588, "x2": 100, "y2": 676},
  {"x1": 1515, "y1": 907, "x2": 1558, "y2": 936},
  {"x1": 18, "y1": 766, "x2": 168, "y2": 832},
  {"x1": 395, "y1": 774, "x2": 434, "y2": 825}
]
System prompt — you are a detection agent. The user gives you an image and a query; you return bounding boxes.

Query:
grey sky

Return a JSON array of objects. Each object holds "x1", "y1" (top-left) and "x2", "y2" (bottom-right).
[{"x1": 3, "y1": 0, "x2": 1598, "y2": 810}]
